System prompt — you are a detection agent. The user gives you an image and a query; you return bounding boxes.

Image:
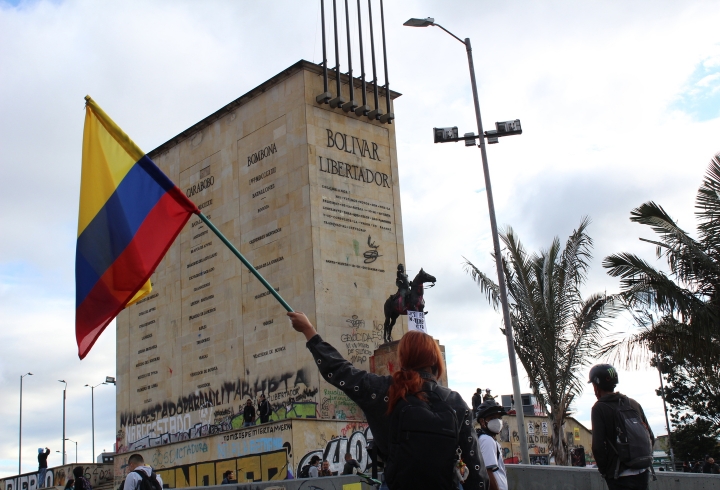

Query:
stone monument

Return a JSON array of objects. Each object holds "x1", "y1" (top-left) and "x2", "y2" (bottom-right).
[{"x1": 113, "y1": 60, "x2": 408, "y2": 485}]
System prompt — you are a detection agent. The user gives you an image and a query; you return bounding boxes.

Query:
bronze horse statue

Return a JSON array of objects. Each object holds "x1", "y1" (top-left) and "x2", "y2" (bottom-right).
[{"x1": 383, "y1": 268, "x2": 436, "y2": 343}]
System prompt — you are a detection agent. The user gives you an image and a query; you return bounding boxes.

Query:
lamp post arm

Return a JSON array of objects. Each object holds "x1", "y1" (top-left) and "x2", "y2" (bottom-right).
[
  {"x1": 431, "y1": 23, "x2": 466, "y2": 45},
  {"x1": 463, "y1": 36, "x2": 531, "y2": 465}
]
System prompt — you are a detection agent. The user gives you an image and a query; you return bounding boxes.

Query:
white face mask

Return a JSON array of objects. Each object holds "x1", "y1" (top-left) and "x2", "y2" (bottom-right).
[{"x1": 486, "y1": 418, "x2": 503, "y2": 434}]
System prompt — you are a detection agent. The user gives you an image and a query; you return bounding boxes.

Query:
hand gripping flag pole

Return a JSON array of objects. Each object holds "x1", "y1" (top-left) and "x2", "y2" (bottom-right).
[{"x1": 76, "y1": 96, "x2": 292, "y2": 359}]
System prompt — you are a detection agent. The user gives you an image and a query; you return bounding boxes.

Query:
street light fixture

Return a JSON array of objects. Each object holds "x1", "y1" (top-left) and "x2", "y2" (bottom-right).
[
  {"x1": 65, "y1": 439, "x2": 78, "y2": 464},
  {"x1": 58, "y1": 380, "x2": 67, "y2": 465},
  {"x1": 19, "y1": 372, "x2": 33, "y2": 475},
  {"x1": 85, "y1": 377, "x2": 115, "y2": 462},
  {"x1": 405, "y1": 16, "x2": 531, "y2": 465}
]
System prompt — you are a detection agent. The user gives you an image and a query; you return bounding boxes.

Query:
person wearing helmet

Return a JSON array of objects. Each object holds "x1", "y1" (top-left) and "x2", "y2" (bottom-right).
[
  {"x1": 475, "y1": 400, "x2": 508, "y2": 490},
  {"x1": 589, "y1": 364, "x2": 654, "y2": 489}
]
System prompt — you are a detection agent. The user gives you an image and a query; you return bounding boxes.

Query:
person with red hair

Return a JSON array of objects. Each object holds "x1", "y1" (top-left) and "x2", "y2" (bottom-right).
[{"x1": 288, "y1": 311, "x2": 488, "y2": 490}]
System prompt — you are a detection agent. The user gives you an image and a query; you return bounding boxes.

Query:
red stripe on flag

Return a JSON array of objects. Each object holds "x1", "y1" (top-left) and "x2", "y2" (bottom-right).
[{"x1": 76, "y1": 192, "x2": 194, "y2": 359}]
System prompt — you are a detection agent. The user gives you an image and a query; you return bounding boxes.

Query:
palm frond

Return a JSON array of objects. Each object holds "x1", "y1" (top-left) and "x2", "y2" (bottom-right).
[{"x1": 463, "y1": 257, "x2": 500, "y2": 310}]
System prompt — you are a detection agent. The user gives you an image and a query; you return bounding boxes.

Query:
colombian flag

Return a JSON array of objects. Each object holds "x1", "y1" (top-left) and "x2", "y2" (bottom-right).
[{"x1": 76, "y1": 97, "x2": 199, "y2": 359}]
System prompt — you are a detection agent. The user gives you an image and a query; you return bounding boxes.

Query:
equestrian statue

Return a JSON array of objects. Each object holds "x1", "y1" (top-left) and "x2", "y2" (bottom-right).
[{"x1": 382, "y1": 264, "x2": 436, "y2": 343}]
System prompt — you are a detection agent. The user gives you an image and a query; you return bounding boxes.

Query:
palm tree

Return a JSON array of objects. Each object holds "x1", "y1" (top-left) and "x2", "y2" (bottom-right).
[
  {"x1": 603, "y1": 155, "x2": 720, "y2": 431},
  {"x1": 464, "y1": 218, "x2": 617, "y2": 466}
]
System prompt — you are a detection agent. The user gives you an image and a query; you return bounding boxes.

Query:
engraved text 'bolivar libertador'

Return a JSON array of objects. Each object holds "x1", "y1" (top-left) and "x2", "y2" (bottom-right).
[{"x1": 318, "y1": 156, "x2": 391, "y2": 188}]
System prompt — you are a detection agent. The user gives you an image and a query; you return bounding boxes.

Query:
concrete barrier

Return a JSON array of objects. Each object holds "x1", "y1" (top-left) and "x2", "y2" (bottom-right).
[
  {"x1": 181, "y1": 475, "x2": 373, "y2": 490},
  {"x1": 506, "y1": 465, "x2": 720, "y2": 490}
]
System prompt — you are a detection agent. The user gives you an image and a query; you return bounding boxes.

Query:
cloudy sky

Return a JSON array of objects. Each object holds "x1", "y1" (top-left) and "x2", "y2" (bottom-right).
[{"x1": 2, "y1": 0, "x2": 720, "y2": 476}]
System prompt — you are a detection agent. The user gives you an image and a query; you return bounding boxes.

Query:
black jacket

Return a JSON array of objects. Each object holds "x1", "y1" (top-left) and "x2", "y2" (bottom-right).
[
  {"x1": 38, "y1": 449, "x2": 50, "y2": 469},
  {"x1": 258, "y1": 399, "x2": 270, "y2": 421},
  {"x1": 306, "y1": 334, "x2": 488, "y2": 490},
  {"x1": 591, "y1": 392, "x2": 654, "y2": 479},
  {"x1": 243, "y1": 404, "x2": 255, "y2": 423}
]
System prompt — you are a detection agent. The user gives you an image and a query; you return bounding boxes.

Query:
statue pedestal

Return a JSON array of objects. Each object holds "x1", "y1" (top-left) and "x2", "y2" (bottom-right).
[{"x1": 370, "y1": 337, "x2": 449, "y2": 387}]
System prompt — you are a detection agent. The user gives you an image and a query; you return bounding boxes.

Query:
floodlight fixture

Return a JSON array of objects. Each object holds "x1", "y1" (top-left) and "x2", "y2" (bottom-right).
[
  {"x1": 434, "y1": 126, "x2": 458, "y2": 143},
  {"x1": 495, "y1": 119, "x2": 522, "y2": 136},
  {"x1": 403, "y1": 17, "x2": 434, "y2": 27},
  {"x1": 105, "y1": 376, "x2": 116, "y2": 385},
  {"x1": 485, "y1": 130, "x2": 499, "y2": 144}
]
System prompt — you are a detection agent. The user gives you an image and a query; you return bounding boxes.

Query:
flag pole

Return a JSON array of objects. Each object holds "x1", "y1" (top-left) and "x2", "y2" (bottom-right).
[{"x1": 197, "y1": 212, "x2": 294, "y2": 312}]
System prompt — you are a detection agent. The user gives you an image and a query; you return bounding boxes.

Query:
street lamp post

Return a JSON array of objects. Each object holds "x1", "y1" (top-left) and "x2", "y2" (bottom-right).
[
  {"x1": 65, "y1": 439, "x2": 77, "y2": 464},
  {"x1": 19, "y1": 372, "x2": 33, "y2": 475},
  {"x1": 85, "y1": 377, "x2": 115, "y2": 463},
  {"x1": 58, "y1": 380, "x2": 67, "y2": 465},
  {"x1": 404, "y1": 16, "x2": 531, "y2": 465}
]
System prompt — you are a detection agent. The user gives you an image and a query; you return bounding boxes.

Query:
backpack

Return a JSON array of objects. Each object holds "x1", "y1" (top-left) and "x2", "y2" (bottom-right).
[
  {"x1": 386, "y1": 386, "x2": 461, "y2": 490},
  {"x1": 603, "y1": 396, "x2": 653, "y2": 477},
  {"x1": 75, "y1": 477, "x2": 92, "y2": 490},
  {"x1": 298, "y1": 464, "x2": 311, "y2": 479},
  {"x1": 133, "y1": 471, "x2": 162, "y2": 490}
]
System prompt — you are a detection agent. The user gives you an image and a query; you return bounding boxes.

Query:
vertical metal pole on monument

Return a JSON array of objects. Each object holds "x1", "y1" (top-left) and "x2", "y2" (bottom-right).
[
  {"x1": 316, "y1": 0, "x2": 332, "y2": 103},
  {"x1": 329, "y1": 0, "x2": 346, "y2": 108},
  {"x1": 378, "y1": 0, "x2": 394, "y2": 124},
  {"x1": 59, "y1": 380, "x2": 67, "y2": 465},
  {"x1": 341, "y1": 0, "x2": 358, "y2": 112},
  {"x1": 354, "y1": 0, "x2": 370, "y2": 116},
  {"x1": 367, "y1": 0, "x2": 382, "y2": 119},
  {"x1": 464, "y1": 36, "x2": 530, "y2": 465}
]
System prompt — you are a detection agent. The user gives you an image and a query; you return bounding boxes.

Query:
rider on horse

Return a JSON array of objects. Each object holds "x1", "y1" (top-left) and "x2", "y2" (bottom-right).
[{"x1": 396, "y1": 264, "x2": 410, "y2": 307}]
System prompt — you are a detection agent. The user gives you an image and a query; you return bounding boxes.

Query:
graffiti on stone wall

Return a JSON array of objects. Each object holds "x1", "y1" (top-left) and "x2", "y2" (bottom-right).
[
  {"x1": 2, "y1": 465, "x2": 113, "y2": 490},
  {"x1": 118, "y1": 368, "x2": 318, "y2": 451},
  {"x1": 338, "y1": 319, "x2": 384, "y2": 366},
  {"x1": 116, "y1": 449, "x2": 288, "y2": 488},
  {"x1": 296, "y1": 426, "x2": 373, "y2": 476},
  {"x1": 319, "y1": 388, "x2": 360, "y2": 420}
]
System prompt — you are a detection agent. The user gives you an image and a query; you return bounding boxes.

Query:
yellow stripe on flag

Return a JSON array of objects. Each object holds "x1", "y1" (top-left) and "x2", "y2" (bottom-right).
[
  {"x1": 126, "y1": 279, "x2": 152, "y2": 306},
  {"x1": 77, "y1": 96, "x2": 146, "y2": 236}
]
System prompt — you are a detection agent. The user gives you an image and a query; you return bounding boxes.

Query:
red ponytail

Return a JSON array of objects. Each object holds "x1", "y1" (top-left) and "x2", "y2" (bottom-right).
[{"x1": 387, "y1": 331, "x2": 444, "y2": 413}]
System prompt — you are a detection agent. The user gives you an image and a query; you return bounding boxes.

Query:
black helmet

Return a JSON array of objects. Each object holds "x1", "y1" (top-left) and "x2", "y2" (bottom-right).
[
  {"x1": 475, "y1": 399, "x2": 507, "y2": 421},
  {"x1": 588, "y1": 364, "x2": 619, "y2": 389}
]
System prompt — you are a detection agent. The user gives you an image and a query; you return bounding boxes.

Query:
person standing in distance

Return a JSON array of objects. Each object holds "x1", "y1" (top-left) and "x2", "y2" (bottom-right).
[
  {"x1": 589, "y1": 364, "x2": 654, "y2": 490},
  {"x1": 258, "y1": 394, "x2": 271, "y2": 424},
  {"x1": 121, "y1": 454, "x2": 163, "y2": 490},
  {"x1": 287, "y1": 311, "x2": 488, "y2": 490},
  {"x1": 243, "y1": 399, "x2": 256, "y2": 427},
  {"x1": 37, "y1": 448, "x2": 50, "y2": 488},
  {"x1": 342, "y1": 452, "x2": 361, "y2": 475},
  {"x1": 471, "y1": 389, "x2": 482, "y2": 413},
  {"x1": 475, "y1": 400, "x2": 508, "y2": 490}
]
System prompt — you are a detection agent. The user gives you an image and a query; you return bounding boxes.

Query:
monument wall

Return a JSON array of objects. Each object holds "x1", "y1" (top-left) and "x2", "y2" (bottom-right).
[
  {"x1": 112, "y1": 419, "x2": 373, "y2": 487},
  {"x1": 115, "y1": 61, "x2": 405, "y2": 457}
]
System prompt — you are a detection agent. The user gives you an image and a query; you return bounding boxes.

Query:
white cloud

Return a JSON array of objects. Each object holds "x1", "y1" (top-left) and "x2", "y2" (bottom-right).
[{"x1": 2, "y1": 0, "x2": 719, "y2": 476}]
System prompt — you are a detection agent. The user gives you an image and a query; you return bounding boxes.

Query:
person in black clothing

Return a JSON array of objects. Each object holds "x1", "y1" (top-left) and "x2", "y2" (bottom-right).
[
  {"x1": 288, "y1": 311, "x2": 488, "y2": 490},
  {"x1": 73, "y1": 466, "x2": 92, "y2": 490},
  {"x1": 38, "y1": 447, "x2": 50, "y2": 488},
  {"x1": 342, "y1": 453, "x2": 361, "y2": 475},
  {"x1": 221, "y1": 470, "x2": 237, "y2": 484},
  {"x1": 471, "y1": 389, "x2": 482, "y2": 413},
  {"x1": 243, "y1": 399, "x2": 255, "y2": 427},
  {"x1": 258, "y1": 394, "x2": 271, "y2": 424},
  {"x1": 703, "y1": 457, "x2": 720, "y2": 474},
  {"x1": 589, "y1": 364, "x2": 654, "y2": 490}
]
